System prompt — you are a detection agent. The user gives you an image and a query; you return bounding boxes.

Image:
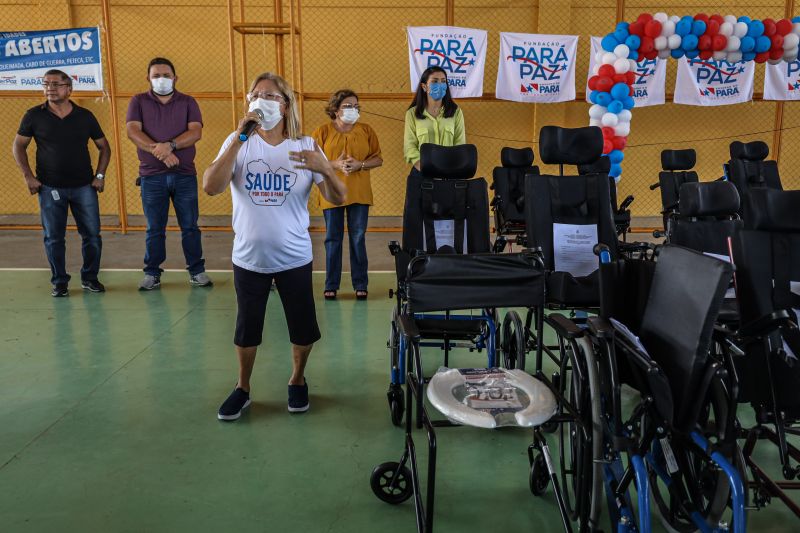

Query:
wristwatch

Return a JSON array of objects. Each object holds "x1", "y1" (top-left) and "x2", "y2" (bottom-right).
[
  {"x1": 169, "y1": 140, "x2": 178, "y2": 151},
  {"x1": 95, "y1": 173, "x2": 105, "y2": 180}
]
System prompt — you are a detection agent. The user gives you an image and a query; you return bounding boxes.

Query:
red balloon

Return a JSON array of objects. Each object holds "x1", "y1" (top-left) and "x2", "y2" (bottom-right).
[
  {"x1": 763, "y1": 19, "x2": 777, "y2": 37},
  {"x1": 637, "y1": 13, "x2": 653, "y2": 25},
  {"x1": 777, "y1": 18, "x2": 793, "y2": 36},
  {"x1": 694, "y1": 13, "x2": 709, "y2": 24},
  {"x1": 698, "y1": 35, "x2": 712, "y2": 50},
  {"x1": 644, "y1": 50, "x2": 658, "y2": 60},
  {"x1": 588, "y1": 76, "x2": 598, "y2": 91},
  {"x1": 712, "y1": 34, "x2": 727, "y2": 51},
  {"x1": 639, "y1": 36, "x2": 655, "y2": 54},
  {"x1": 602, "y1": 127, "x2": 615, "y2": 138},
  {"x1": 612, "y1": 136, "x2": 627, "y2": 151},
  {"x1": 629, "y1": 85, "x2": 635, "y2": 96},
  {"x1": 645, "y1": 20, "x2": 662, "y2": 38},
  {"x1": 603, "y1": 140, "x2": 613, "y2": 154},
  {"x1": 599, "y1": 64, "x2": 616, "y2": 78},
  {"x1": 626, "y1": 71, "x2": 636, "y2": 85},
  {"x1": 770, "y1": 47, "x2": 784, "y2": 61},
  {"x1": 755, "y1": 51, "x2": 770, "y2": 63},
  {"x1": 709, "y1": 14, "x2": 724, "y2": 25},
  {"x1": 699, "y1": 49, "x2": 713, "y2": 60},
  {"x1": 771, "y1": 34, "x2": 784, "y2": 50},
  {"x1": 705, "y1": 20, "x2": 720, "y2": 35},
  {"x1": 629, "y1": 22, "x2": 644, "y2": 36},
  {"x1": 596, "y1": 76, "x2": 614, "y2": 93},
  {"x1": 613, "y1": 73, "x2": 628, "y2": 84}
]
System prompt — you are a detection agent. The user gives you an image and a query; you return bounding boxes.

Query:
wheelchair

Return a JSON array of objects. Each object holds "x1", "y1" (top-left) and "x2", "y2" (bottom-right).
[
  {"x1": 650, "y1": 148, "x2": 700, "y2": 235},
  {"x1": 490, "y1": 146, "x2": 539, "y2": 251},
  {"x1": 591, "y1": 245, "x2": 746, "y2": 532},
  {"x1": 386, "y1": 143, "x2": 498, "y2": 427},
  {"x1": 577, "y1": 156, "x2": 635, "y2": 241},
  {"x1": 726, "y1": 140, "x2": 783, "y2": 221}
]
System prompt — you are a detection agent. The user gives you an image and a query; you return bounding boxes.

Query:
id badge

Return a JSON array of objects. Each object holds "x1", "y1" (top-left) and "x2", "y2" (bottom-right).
[{"x1": 51, "y1": 189, "x2": 61, "y2": 201}]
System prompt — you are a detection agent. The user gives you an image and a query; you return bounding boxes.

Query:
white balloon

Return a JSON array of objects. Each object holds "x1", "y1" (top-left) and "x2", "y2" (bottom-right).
[
  {"x1": 668, "y1": 34, "x2": 682, "y2": 50},
  {"x1": 768, "y1": 58, "x2": 783, "y2": 65},
  {"x1": 601, "y1": 113, "x2": 619, "y2": 127},
  {"x1": 669, "y1": 15, "x2": 681, "y2": 24},
  {"x1": 618, "y1": 110, "x2": 632, "y2": 122},
  {"x1": 784, "y1": 33, "x2": 799, "y2": 50},
  {"x1": 613, "y1": 57, "x2": 630, "y2": 73},
  {"x1": 614, "y1": 122, "x2": 631, "y2": 137},
  {"x1": 662, "y1": 21, "x2": 676, "y2": 37},
  {"x1": 614, "y1": 175, "x2": 622, "y2": 183},
  {"x1": 654, "y1": 12, "x2": 668, "y2": 24},
  {"x1": 720, "y1": 22, "x2": 734, "y2": 37},
  {"x1": 713, "y1": 51, "x2": 727, "y2": 61},
  {"x1": 602, "y1": 52, "x2": 617, "y2": 65},
  {"x1": 654, "y1": 36, "x2": 668, "y2": 50},
  {"x1": 595, "y1": 52, "x2": 604, "y2": 64},
  {"x1": 589, "y1": 118, "x2": 602, "y2": 128},
  {"x1": 614, "y1": 44, "x2": 630, "y2": 58},
  {"x1": 658, "y1": 49, "x2": 671, "y2": 59},
  {"x1": 734, "y1": 22, "x2": 748, "y2": 38},
  {"x1": 793, "y1": 22, "x2": 800, "y2": 34},
  {"x1": 725, "y1": 36, "x2": 740, "y2": 52},
  {"x1": 589, "y1": 104, "x2": 607, "y2": 119},
  {"x1": 724, "y1": 15, "x2": 737, "y2": 25},
  {"x1": 783, "y1": 48, "x2": 798, "y2": 62},
  {"x1": 592, "y1": 64, "x2": 601, "y2": 75},
  {"x1": 629, "y1": 59, "x2": 638, "y2": 71},
  {"x1": 727, "y1": 51, "x2": 743, "y2": 63}
]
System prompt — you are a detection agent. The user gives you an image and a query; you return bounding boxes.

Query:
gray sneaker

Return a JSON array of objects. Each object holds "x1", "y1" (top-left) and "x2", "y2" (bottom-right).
[
  {"x1": 138, "y1": 274, "x2": 161, "y2": 291},
  {"x1": 189, "y1": 272, "x2": 213, "y2": 287}
]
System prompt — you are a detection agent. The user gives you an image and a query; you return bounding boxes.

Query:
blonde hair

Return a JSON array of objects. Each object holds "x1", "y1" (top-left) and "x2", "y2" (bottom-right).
[{"x1": 247, "y1": 72, "x2": 302, "y2": 140}]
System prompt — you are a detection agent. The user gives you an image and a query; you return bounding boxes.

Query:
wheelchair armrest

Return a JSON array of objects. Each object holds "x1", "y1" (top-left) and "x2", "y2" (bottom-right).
[
  {"x1": 397, "y1": 314, "x2": 420, "y2": 340},
  {"x1": 388, "y1": 241, "x2": 401, "y2": 256},
  {"x1": 649, "y1": 182, "x2": 661, "y2": 190},
  {"x1": 738, "y1": 310, "x2": 793, "y2": 338},
  {"x1": 619, "y1": 195, "x2": 634, "y2": 212},
  {"x1": 587, "y1": 316, "x2": 613, "y2": 339},
  {"x1": 544, "y1": 314, "x2": 583, "y2": 339}
]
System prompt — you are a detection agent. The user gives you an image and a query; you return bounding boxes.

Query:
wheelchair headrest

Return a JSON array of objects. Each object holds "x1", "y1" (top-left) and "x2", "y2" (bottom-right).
[
  {"x1": 420, "y1": 143, "x2": 478, "y2": 180},
  {"x1": 539, "y1": 126, "x2": 603, "y2": 166},
  {"x1": 745, "y1": 188, "x2": 800, "y2": 232},
  {"x1": 730, "y1": 141, "x2": 769, "y2": 162},
  {"x1": 661, "y1": 149, "x2": 696, "y2": 171},
  {"x1": 678, "y1": 181, "x2": 740, "y2": 217},
  {"x1": 501, "y1": 147, "x2": 534, "y2": 168},
  {"x1": 578, "y1": 156, "x2": 611, "y2": 176}
]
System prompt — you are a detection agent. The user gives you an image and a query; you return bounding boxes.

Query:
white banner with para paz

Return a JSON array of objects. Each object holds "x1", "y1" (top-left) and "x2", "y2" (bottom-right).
[
  {"x1": 496, "y1": 32, "x2": 578, "y2": 103},
  {"x1": 407, "y1": 26, "x2": 487, "y2": 98}
]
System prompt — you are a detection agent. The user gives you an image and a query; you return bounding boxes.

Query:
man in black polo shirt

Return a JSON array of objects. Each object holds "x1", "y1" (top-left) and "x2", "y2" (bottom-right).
[{"x1": 12, "y1": 69, "x2": 111, "y2": 297}]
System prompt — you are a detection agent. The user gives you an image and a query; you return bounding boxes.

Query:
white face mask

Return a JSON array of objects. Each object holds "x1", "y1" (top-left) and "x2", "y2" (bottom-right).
[
  {"x1": 151, "y1": 77, "x2": 174, "y2": 95},
  {"x1": 340, "y1": 108, "x2": 360, "y2": 124},
  {"x1": 248, "y1": 98, "x2": 283, "y2": 131}
]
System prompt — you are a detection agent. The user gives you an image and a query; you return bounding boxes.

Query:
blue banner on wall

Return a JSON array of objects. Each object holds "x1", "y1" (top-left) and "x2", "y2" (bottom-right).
[{"x1": 0, "y1": 27, "x2": 103, "y2": 91}]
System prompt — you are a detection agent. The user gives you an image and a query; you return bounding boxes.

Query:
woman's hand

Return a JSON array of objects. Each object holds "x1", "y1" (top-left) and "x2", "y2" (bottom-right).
[
  {"x1": 330, "y1": 151, "x2": 348, "y2": 173},
  {"x1": 289, "y1": 148, "x2": 333, "y2": 175},
  {"x1": 341, "y1": 156, "x2": 363, "y2": 174},
  {"x1": 237, "y1": 111, "x2": 262, "y2": 138}
]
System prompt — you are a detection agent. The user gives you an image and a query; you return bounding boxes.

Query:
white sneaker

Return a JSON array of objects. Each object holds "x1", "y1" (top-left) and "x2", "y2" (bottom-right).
[
  {"x1": 189, "y1": 272, "x2": 213, "y2": 287},
  {"x1": 138, "y1": 275, "x2": 160, "y2": 290}
]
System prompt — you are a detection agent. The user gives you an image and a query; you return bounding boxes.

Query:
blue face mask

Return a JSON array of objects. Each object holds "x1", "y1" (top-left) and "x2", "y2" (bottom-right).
[{"x1": 428, "y1": 82, "x2": 448, "y2": 101}]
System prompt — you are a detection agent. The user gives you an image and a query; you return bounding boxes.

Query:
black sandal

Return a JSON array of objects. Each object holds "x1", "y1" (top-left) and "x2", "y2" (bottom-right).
[
  {"x1": 356, "y1": 290, "x2": 368, "y2": 300},
  {"x1": 324, "y1": 290, "x2": 337, "y2": 300}
]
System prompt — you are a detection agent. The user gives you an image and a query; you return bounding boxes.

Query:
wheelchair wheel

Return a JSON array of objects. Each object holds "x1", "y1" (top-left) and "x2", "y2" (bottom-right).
[
  {"x1": 371, "y1": 462, "x2": 413, "y2": 505},
  {"x1": 557, "y1": 336, "x2": 603, "y2": 528},
  {"x1": 387, "y1": 384, "x2": 405, "y2": 427},
  {"x1": 649, "y1": 378, "x2": 745, "y2": 532},
  {"x1": 529, "y1": 452, "x2": 550, "y2": 496},
  {"x1": 501, "y1": 311, "x2": 526, "y2": 370}
]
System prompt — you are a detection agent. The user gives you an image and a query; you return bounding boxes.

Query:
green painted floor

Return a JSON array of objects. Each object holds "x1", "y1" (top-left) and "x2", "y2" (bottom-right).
[{"x1": 0, "y1": 271, "x2": 797, "y2": 532}]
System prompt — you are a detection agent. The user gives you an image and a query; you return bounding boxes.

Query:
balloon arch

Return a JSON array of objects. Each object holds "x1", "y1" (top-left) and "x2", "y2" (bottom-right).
[{"x1": 588, "y1": 12, "x2": 800, "y2": 179}]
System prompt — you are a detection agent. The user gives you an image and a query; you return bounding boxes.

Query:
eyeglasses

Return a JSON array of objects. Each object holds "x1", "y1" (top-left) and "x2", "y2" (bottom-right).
[
  {"x1": 340, "y1": 103, "x2": 360, "y2": 110},
  {"x1": 248, "y1": 91, "x2": 286, "y2": 102},
  {"x1": 42, "y1": 82, "x2": 71, "y2": 89}
]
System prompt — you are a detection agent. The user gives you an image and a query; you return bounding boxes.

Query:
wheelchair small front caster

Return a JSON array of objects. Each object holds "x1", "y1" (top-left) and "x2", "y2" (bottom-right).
[
  {"x1": 371, "y1": 462, "x2": 413, "y2": 504},
  {"x1": 529, "y1": 452, "x2": 550, "y2": 496},
  {"x1": 387, "y1": 384, "x2": 405, "y2": 427}
]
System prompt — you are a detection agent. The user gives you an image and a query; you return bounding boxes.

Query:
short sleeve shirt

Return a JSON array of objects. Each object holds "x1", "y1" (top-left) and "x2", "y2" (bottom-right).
[
  {"x1": 17, "y1": 101, "x2": 104, "y2": 188},
  {"x1": 215, "y1": 133, "x2": 326, "y2": 274}
]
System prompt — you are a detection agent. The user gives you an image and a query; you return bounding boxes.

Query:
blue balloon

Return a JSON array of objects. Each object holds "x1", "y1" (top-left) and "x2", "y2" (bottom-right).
[
  {"x1": 610, "y1": 163, "x2": 623, "y2": 177},
  {"x1": 596, "y1": 92, "x2": 612, "y2": 107},
  {"x1": 589, "y1": 90, "x2": 600, "y2": 104},
  {"x1": 685, "y1": 49, "x2": 700, "y2": 59},
  {"x1": 611, "y1": 82, "x2": 629, "y2": 100},
  {"x1": 747, "y1": 20, "x2": 764, "y2": 38},
  {"x1": 625, "y1": 35, "x2": 641, "y2": 50},
  {"x1": 740, "y1": 36, "x2": 756, "y2": 53},
  {"x1": 608, "y1": 150, "x2": 625, "y2": 164},
  {"x1": 682, "y1": 34, "x2": 699, "y2": 51},
  {"x1": 671, "y1": 48, "x2": 685, "y2": 59},
  {"x1": 738, "y1": 16, "x2": 752, "y2": 24},
  {"x1": 742, "y1": 51, "x2": 756, "y2": 62},
  {"x1": 692, "y1": 20, "x2": 707, "y2": 36},
  {"x1": 608, "y1": 100, "x2": 624, "y2": 114},
  {"x1": 614, "y1": 28, "x2": 629, "y2": 42},
  {"x1": 676, "y1": 19, "x2": 692, "y2": 37},
  {"x1": 628, "y1": 50, "x2": 639, "y2": 60},
  {"x1": 793, "y1": 17, "x2": 800, "y2": 23},
  {"x1": 622, "y1": 96, "x2": 635, "y2": 110},
  {"x1": 602, "y1": 34, "x2": 620, "y2": 52},
  {"x1": 756, "y1": 35, "x2": 771, "y2": 53},
  {"x1": 616, "y1": 21, "x2": 629, "y2": 32}
]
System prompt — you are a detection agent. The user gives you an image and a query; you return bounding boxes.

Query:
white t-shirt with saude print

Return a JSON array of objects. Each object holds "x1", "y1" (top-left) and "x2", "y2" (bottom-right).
[{"x1": 215, "y1": 133, "x2": 325, "y2": 274}]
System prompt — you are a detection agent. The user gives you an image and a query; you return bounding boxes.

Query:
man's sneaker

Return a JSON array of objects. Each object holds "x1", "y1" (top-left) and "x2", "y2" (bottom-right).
[
  {"x1": 81, "y1": 279, "x2": 106, "y2": 293},
  {"x1": 138, "y1": 275, "x2": 160, "y2": 291},
  {"x1": 218, "y1": 387, "x2": 251, "y2": 421},
  {"x1": 51, "y1": 283, "x2": 69, "y2": 297},
  {"x1": 189, "y1": 272, "x2": 213, "y2": 287},
  {"x1": 288, "y1": 380, "x2": 309, "y2": 413}
]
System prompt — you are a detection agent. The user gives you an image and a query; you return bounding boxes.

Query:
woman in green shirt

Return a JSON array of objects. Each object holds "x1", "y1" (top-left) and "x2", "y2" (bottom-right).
[{"x1": 403, "y1": 66, "x2": 466, "y2": 176}]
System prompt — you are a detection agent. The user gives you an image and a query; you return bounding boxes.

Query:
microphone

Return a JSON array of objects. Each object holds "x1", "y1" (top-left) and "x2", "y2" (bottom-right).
[{"x1": 239, "y1": 109, "x2": 264, "y2": 142}]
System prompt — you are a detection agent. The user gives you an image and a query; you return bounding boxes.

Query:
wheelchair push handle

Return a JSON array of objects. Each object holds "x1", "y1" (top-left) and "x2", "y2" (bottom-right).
[
  {"x1": 649, "y1": 182, "x2": 661, "y2": 190},
  {"x1": 593, "y1": 243, "x2": 612, "y2": 264}
]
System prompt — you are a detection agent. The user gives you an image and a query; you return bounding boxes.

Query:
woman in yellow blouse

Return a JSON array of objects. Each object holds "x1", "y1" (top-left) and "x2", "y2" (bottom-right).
[
  {"x1": 312, "y1": 89, "x2": 382, "y2": 300},
  {"x1": 403, "y1": 66, "x2": 466, "y2": 175}
]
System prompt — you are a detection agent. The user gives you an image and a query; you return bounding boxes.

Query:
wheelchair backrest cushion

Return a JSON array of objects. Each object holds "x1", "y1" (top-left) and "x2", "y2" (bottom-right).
[
  {"x1": 678, "y1": 181, "x2": 740, "y2": 217},
  {"x1": 672, "y1": 218, "x2": 742, "y2": 256},
  {"x1": 577, "y1": 156, "x2": 610, "y2": 176},
  {"x1": 661, "y1": 149, "x2": 696, "y2": 171},
  {"x1": 419, "y1": 143, "x2": 478, "y2": 180},
  {"x1": 539, "y1": 126, "x2": 603, "y2": 165},
  {"x1": 744, "y1": 188, "x2": 800, "y2": 232},
  {"x1": 492, "y1": 166, "x2": 538, "y2": 222},
  {"x1": 639, "y1": 245, "x2": 733, "y2": 429},
  {"x1": 658, "y1": 170, "x2": 699, "y2": 212},
  {"x1": 501, "y1": 147, "x2": 535, "y2": 168}
]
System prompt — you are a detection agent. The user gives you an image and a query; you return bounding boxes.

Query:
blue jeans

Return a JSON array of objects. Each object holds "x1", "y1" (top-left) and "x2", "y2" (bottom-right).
[
  {"x1": 38, "y1": 184, "x2": 102, "y2": 285},
  {"x1": 140, "y1": 173, "x2": 205, "y2": 277},
  {"x1": 323, "y1": 203, "x2": 369, "y2": 291}
]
